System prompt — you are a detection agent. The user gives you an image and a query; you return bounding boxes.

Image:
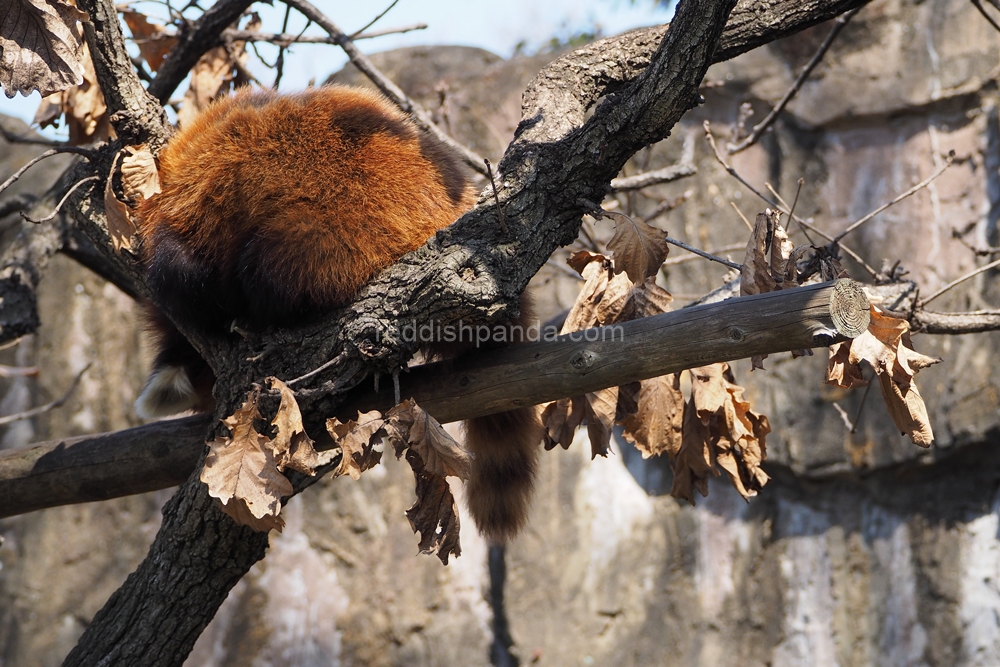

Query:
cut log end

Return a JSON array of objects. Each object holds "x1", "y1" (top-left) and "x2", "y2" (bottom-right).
[{"x1": 830, "y1": 279, "x2": 871, "y2": 338}]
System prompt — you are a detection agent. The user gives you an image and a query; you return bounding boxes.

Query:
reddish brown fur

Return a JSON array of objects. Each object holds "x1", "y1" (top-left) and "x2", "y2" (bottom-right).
[{"x1": 137, "y1": 85, "x2": 540, "y2": 543}]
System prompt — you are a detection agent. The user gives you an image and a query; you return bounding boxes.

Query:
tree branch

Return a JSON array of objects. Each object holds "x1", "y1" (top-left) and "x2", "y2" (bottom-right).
[{"x1": 2, "y1": 280, "x2": 866, "y2": 520}]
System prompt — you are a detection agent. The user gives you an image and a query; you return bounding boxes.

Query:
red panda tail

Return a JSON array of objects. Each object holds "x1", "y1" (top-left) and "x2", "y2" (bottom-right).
[{"x1": 463, "y1": 407, "x2": 542, "y2": 544}]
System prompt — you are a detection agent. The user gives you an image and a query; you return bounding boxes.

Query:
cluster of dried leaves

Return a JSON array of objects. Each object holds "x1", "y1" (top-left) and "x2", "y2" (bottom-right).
[
  {"x1": 542, "y1": 214, "x2": 771, "y2": 503},
  {"x1": 1, "y1": 1, "x2": 255, "y2": 143},
  {"x1": 202, "y1": 378, "x2": 471, "y2": 564}
]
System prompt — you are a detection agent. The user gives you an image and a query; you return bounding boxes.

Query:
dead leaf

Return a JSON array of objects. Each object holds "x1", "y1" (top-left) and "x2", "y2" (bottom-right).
[
  {"x1": 670, "y1": 364, "x2": 770, "y2": 503},
  {"x1": 620, "y1": 374, "x2": 684, "y2": 459},
  {"x1": 404, "y1": 450, "x2": 462, "y2": 565},
  {"x1": 629, "y1": 277, "x2": 673, "y2": 317},
  {"x1": 606, "y1": 214, "x2": 670, "y2": 284},
  {"x1": 1, "y1": 0, "x2": 89, "y2": 98},
  {"x1": 561, "y1": 254, "x2": 612, "y2": 333},
  {"x1": 595, "y1": 271, "x2": 634, "y2": 325},
  {"x1": 876, "y1": 371, "x2": 934, "y2": 447},
  {"x1": 567, "y1": 249, "x2": 605, "y2": 276},
  {"x1": 407, "y1": 402, "x2": 472, "y2": 480},
  {"x1": 540, "y1": 396, "x2": 585, "y2": 450},
  {"x1": 267, "y1": 377, "x2": 335, "y2": 475},
  {"x1": 201, "y1": 389, "x2": 293, "y2": 524},
  {"x1": 121, "y1": 9, "x2": 177, "y2": 72},
  {"x1": 741, "y1": 210, "x2": 780, "y2": 297},
  {"x1": 33, "y1": 21, "x2": 110, "y2": 144},
  {"x1": 218, "y1": 497, "x2": 285, "y2": 533},
  {"x1": 616, "y1": 381, "x2": 640, "y2": 422},
  {"x1": 823, "y1": 305, "x2": 940, "y2": 446},
  {"x1": 104, "y1": 151, "x2": 137, "y2": 253},
  {"x1": 585, "y1": 386, "x2": 618, "y2": 458},
  {"x1": 119, "y1": 145, "x2": 161, "y2": 201},
  {"x1": 177, "y1": 46, "x2": 235, "y2": 127},
  {"x1": 327, "y1": 410, "x2": 386, "y2": 480}
]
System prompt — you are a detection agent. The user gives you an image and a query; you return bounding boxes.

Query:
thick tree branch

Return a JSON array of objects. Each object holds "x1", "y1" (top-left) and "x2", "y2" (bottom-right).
[{"x1": 2, "y1": 280, "x2": 865, "y2": 519}]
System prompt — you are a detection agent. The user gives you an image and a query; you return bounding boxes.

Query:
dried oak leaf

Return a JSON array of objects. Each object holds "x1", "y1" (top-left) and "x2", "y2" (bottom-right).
[
  {"x1": 268, "y1": 377, "x2": 336, "y2": 475},
  {"x1": 103, "y1": 151, "x2": 136, "y2": 253},
  {"x1": 541, "y1": 396, "x2": 585, "y2": 450},
  {"x1": 404, "y1": 449, "x2": 462, "y2": 565},
  {"x1": 620, "y1": 373, "x2": 684, "y2": 459},
  {"x1": 562, "y1": 253, "x2": 612, "y2": 333},
  {"x1": 825, "y1": 306, "x2": 941, "y2": 446},
  {"x1": 201, "y1": 389, "x2": 293, "y2": 530},
  {"x1": 671, "y1": 364, "x2": 770, "y2": 503},
  {"x1": 218, "y1": 496, "x2": 285, "y2": 533},
  {"x1": 1, "y1": 0, "x2": 88, "y2": 98},
  {"x1": 585, "y1": 386, "x2": 618, "y2": 458},
  {"x1": 740, "y1": 210, "x2": 781, "y2": 297},
  {"x1": 34, "y1": 28, "x2": 110, "y2": 144},
  {"x1": 607, "y1": 214, "x2": 670, "y2": 284},
  {"x1": 407, "y1": 402, "x2": 472, "y2": 480},
  {"x1": 119, "y1": 144, "x2": 160, "y2": 201},
  {"x1": 327, "y1": 410, "x2": 386, "y2": 480},
  {"x1": 177, "y1": 46, "x2": 236, "y2": 127},
  {"x1": 121, "y1": 9, "x2": 177, "y2": 72}
]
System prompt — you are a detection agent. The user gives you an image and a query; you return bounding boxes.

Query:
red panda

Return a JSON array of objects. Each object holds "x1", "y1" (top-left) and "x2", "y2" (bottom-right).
[{"x1": 135, "y1": 85, "x2": 540, "y2": 544}]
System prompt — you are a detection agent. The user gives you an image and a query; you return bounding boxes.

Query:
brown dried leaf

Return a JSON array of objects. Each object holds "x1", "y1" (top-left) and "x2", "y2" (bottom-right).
[
  {"x1": 119, "y1": 144, "x2": 160, "y2": 201},
  {"x1": 825, "y1": 341, "x2": 869, "y2": 389},
  {"x1": 268, "y1": 377, "x2": 337, "y2": 475},
  {"x1": 201, "y1": 390, "x2": 293, "y2": 526},
  {"x1": 740, "y1": 210, "x2": 780, "y2": 297},
  {"x1": 629, "y1": 277, "x2": 673, "y2": 317},
  {"x1": 121, "y1": 9, "x2": 177, "y2": 72},
  {"x1": 218, "y1": 497, "x2": 285, "y2": 533},
  {"x1": 1, "y1": 0, "x2": 89, "y2": 98},
  {"x1": 671, "y1": 364, "x2": 770, "y2": 503},
  {"x1": 540, "y1": 396, "x2": 585, "y2": 450},
  {"x1": 607, "y1": 214, "x2": 670, "y2": 284},
  {"x1": 327, "y1": 410, "x2": 386, "y2": 480},
  {"x1": 35, "y1": 35, "x2": 110, "y2": 144},
  {"x1": 877, "y1": 372, "x2": 934, "y2": 447},
  {"x1": 177, "y1": 46, "x2": 235, "y2": 127},
  {"x1": 616, "y1": 381, "x2": 640, "y2": 422},
  {"x1": 620, "y1": 374, "x2": 683, "y2": 459},
  {"x1": 567, "y1": 249, "x2": 605, "y2": 276},
  {"x1": 404, "y1": 450, "x2": 461, "y2": 565},
  {"x1": 585, "y1": 386, "x2": 618, "y2": 458},
  {"x1": 595, "y1": 270, "x2": 634, "y2": 325},
  {"x1": 104, "y1": 151, "x2": 136, "y2": 253},
  {"x1": 407, "y1": 403, "x2": 472, "y2": 481},
  {"x1": 561, "y1": 255, "x2": 612, "y2": 333},
  {"x1": 671, "y1": 394, "x2": 715, "y2": 504}
]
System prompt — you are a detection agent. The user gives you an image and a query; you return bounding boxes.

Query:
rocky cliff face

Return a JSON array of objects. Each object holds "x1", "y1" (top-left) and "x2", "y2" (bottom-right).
[{"x1": 2, "y1": 1, "x2": 1000, "y2": 665}]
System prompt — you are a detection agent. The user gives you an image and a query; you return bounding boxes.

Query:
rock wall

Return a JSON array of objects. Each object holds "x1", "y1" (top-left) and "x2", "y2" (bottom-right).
[{"x1": 2, "y1": 1, "x2": 1000, "y2": 665}]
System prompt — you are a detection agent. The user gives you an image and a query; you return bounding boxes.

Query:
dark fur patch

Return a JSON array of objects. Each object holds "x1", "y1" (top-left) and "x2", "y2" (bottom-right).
[
  {"x1": 417, "y1": 131, "x2": 469, "y2": 205},
  {"x1": 334, "y1": 103, "x2": 412, "y2": 146}
]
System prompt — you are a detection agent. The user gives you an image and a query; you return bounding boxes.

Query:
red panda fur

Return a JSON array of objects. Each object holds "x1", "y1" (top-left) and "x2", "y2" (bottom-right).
[{"x1": 136, "y1": 85, "x2": 540, "y2": 544}]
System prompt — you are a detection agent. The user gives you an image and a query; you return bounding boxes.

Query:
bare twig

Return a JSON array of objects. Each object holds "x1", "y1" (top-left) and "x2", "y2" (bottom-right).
[
  {"x1": 484, "y1": 159, "x2": 508, "y2": 233},
  {"x1": 20, "y1": 176, "x2": 100, "y2": 224},
  {"x1": 662, "y1": 243, "x2": 745, "y2": 266},
  {"x1": 0, "y1": 363, "x2": 90, "y2": 426},
  {"x1": 0, "y1": 123, "x2": 68, "y2": 148},
  {"x1": 0, "y1": 364, "x2": 38, "y2": 377},
  {"x1": 920, "y1": 256, "x2": 1000, "y2": 306},
  {"x1": 283, "y1": 0, "x2": 488, "y2": 175},
  {"x1": 831, "y1": 401, "x2": 854, "y2": 431},
  {"x1": 0, "y1": 194, "x2": 38, "y2": 219},
  {"x1": 972, "y1": 0, "x2": 1000, "y2": 33},
  {"x1": 730, "y1": 202, "x2": 754, "y2": 230},
  {"x1": 766, "y1": 179, "x2": 815, "y2": 243},
  {"x1": 833, "y1": 153, "x2": 955, "y2": 243},
  {"x1": 645, "y1": 190, "x2": 692, "y2": 222},
  {"x1": 285, "y1": 351, "x2": 347, "y2": 387},
  {"x1": 224, "y1": 23, "x2": 428, "y2": 45},
  {"x1": 578, "y1": 220, "x2": 602, "y2": 252},
  {"x1": 0, "y1": 148, "x2": 95, "y2": 199},
  {"x1": 609, "y1": 162, "x2": 697, "y2": 191},
  {"x1": 665, "y1": 236, "x2": 743, "y2": 270},
  {"x1": 348, "y1": 0, "x2": 399, "y2": 38},
  {"x1": 272, "y1": 4, "x2": 292, "y2": 88},
  {"x1": 728, "y1": 7, "x2": 860, "y2": 154}
]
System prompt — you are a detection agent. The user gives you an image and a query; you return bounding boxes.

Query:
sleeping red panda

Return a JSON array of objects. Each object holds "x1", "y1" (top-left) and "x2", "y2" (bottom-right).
[{"x1": 135, "y1": 85, "x2": 540, "y2": 543}]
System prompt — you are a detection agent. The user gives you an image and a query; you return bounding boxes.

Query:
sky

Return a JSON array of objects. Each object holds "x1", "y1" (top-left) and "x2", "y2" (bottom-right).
[{"x1": 0, "y1": 0, "x2": 674, "y2": 137}]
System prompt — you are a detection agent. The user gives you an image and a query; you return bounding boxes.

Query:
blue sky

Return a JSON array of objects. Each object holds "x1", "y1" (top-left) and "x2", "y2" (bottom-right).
[{"x1": 0, "y1": 0, "x2": 673, "y2": 136}]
